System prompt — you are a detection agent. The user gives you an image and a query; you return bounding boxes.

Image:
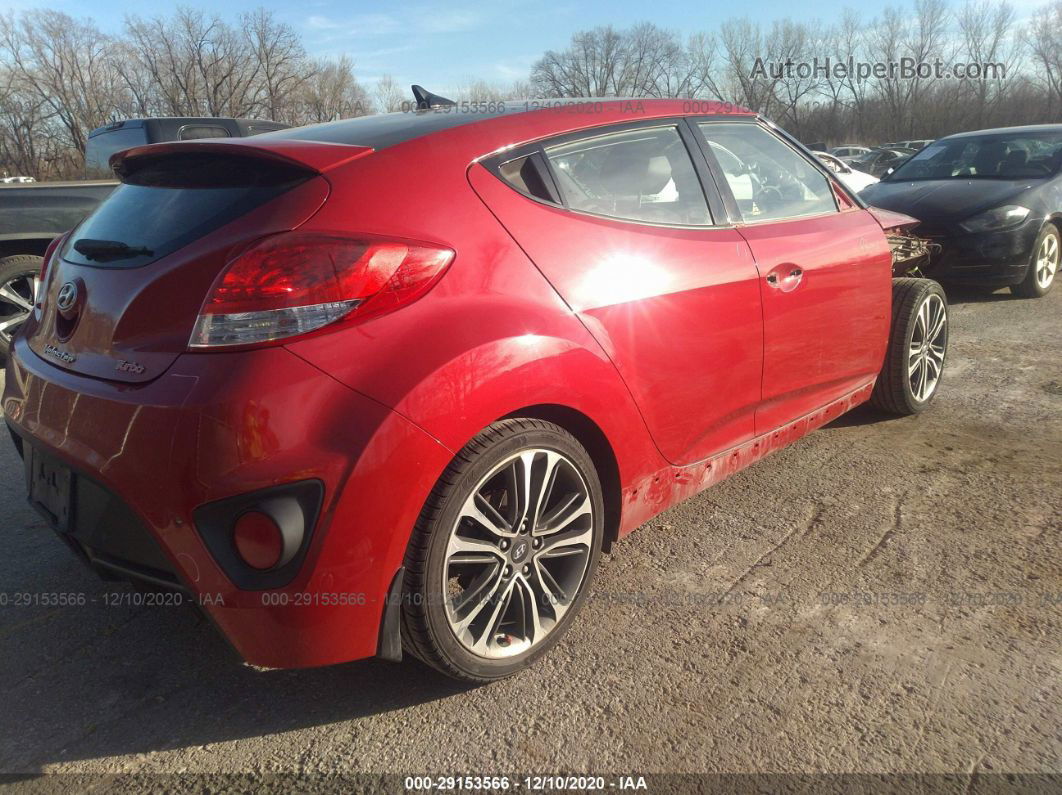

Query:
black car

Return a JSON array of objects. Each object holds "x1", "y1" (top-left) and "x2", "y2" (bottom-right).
[
  {"x1": 848, "y1": 148, "x2": 913, "y2": 177},
  {"x1": 861, "y1": 125, "x2": 1062, "y2": 297}
]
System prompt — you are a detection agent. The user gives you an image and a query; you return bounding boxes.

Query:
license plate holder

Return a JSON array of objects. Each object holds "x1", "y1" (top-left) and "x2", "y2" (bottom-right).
[{"x1": 25, "y1": 446, "x2": 73, "y2": 532}]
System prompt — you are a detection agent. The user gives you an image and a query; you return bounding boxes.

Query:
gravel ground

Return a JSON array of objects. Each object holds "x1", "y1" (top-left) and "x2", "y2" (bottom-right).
[{"x1": 0, "y1": 284, "x2": 1059, "y2": 781}]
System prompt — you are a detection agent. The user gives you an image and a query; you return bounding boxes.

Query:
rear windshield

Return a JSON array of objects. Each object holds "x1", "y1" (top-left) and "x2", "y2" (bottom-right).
[
  {"x1": 85, "y1": 127, "x2": 148, "y2": 179},
  {"x1": 62, "y1": 153, "x2": 310, "y2": 269}
]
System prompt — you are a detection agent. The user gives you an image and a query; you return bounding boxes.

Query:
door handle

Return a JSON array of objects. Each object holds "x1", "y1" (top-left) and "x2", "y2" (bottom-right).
[{"x1": 766, "y1": 265, "x2": 804, "y2": 291}]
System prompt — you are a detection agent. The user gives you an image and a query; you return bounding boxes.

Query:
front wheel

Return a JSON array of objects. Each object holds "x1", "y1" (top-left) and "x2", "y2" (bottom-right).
[
  {"x1": 1011, "y1": 224, "x2": 1058, "y2": 298},
  {"x1": 870, "y1": 278, "x2": 948, "y2": 415},
  {"x1": 401, "y1": 418, "x2": 603, "y2": 682}
]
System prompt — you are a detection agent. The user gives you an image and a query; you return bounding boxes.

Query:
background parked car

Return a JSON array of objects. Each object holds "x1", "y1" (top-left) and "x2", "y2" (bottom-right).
[
  {"x1": 814, "y1": 151, "x2": 879, "y2": 192},
  {"x1": 831, "y1": 145, "x2": 871, "y2": 159},
  {"x1": 861, "y1": 124, "x2": 1062, "y2": 297},
  {"x1": 849, "y1": 147, "x2": 914, "y2": 177},
  {"x1": 0, "y1": 116, "x2": 290, "y2": 361}
]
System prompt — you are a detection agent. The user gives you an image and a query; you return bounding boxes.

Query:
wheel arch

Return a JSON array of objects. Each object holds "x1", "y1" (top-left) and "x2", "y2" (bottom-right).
[{"x1": 0, "y1": 235, "x2": 51, "y2": 260}]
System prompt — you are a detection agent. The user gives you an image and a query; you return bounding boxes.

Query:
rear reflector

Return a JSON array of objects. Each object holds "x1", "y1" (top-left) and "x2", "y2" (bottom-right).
[
  {"x1": 190, "y1": 232, "x2": 454, "y2": 348},
  {"x1": 233, "y1": 511, "x2": 284, "y2": 570}
]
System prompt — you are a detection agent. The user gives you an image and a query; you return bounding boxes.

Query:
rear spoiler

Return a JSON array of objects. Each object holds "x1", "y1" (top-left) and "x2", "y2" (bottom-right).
[{"x1": 111, "y1": 138, "x2": 373, "y2": 178}]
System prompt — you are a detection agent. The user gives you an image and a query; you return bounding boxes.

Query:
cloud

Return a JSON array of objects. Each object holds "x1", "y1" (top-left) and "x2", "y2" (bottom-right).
[
  {"x1": 303, "y1": 13, "x2": 402, "y2": 37},
  {"x1": 304, "y1": 7, "x2": 484, "y2": 40},
  {"x1": 418, "y1": 10, "x2": 482, "y2": 34},
  {"x1": 493, "y1": 55, "x2": 537, "y2": 80}
]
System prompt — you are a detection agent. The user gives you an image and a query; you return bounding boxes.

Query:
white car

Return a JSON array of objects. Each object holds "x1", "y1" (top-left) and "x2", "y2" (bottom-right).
[
  {"x1": 829, "y1": 145, "x2": 870, "y2": 159},
  {"x1": 814, "y1": 151, "x2": 878, "y2": 193}
]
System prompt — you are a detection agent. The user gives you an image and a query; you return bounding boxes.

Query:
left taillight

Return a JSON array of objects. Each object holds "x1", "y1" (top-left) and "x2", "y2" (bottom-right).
[{"x1": 189, "y1": 232, "x2": 454, "y2": 349}]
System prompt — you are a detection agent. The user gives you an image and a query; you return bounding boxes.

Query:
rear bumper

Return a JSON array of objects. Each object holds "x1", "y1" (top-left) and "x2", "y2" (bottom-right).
[
  {"x1": 3, "y1": 339, "x2": 453, "y2": 668},
  {"x1": 921, "y1": 219, "x2": 1039, "y2": 286}
]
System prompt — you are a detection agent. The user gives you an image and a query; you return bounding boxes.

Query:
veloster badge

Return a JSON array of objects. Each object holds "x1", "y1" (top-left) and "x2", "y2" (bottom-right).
[{"x1": 43, "y1": 344, "x2": 76, "y2": 363}]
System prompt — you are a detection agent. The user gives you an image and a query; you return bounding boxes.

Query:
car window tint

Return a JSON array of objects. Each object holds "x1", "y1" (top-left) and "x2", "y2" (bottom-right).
[
  {"x1": 544, "y1": 126, "x2": 711, "y2": 225},
  {"x1": 698, "y1": 123, "x2": 837, "y2": 222},
  {"x1": 179, "y1": 125, "x2": 230, "y2": 141}
]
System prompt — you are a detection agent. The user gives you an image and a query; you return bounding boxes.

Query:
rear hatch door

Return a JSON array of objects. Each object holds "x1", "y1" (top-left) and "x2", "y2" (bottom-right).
[{"x1": 26, "y1": 140, "x2": 371, "y2": 384}]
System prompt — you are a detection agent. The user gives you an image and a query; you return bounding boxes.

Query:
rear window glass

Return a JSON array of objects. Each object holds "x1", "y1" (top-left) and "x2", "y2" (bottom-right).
[
  {"x1": 85, "y1": 127, "x2": 147, "y2": 178},
  {"x1": 62, "y1": 154, "x2": 310, "y2": 269}
]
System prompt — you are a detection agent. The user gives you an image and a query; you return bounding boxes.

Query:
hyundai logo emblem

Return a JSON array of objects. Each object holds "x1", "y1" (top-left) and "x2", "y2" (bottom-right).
[{"x1": 56, "y1": 281, "x2": 79, "y2": 313}]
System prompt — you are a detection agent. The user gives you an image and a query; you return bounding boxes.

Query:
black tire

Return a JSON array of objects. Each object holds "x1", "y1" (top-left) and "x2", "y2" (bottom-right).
[
  {"x1": 1011, "y1": 224, "x2": 1059, "y2": 298},
  {"x1": 0, "y1": 254, "x2": 43, "y2": 362},
  {"x1": 870, "y1": 278, "x2": 948, "y2": 415},
  {"x1": 401, "y1": 418, "x2": 604, "y2": 682}
]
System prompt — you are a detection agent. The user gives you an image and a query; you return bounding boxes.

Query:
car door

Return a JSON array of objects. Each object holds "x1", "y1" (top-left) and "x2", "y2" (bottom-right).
[
  {"x1": 468, "y1": 121, "x2": 763, "y2": 465},
  {"x1": 693, "y1": 120, "x2": 892, "y2": 433}
]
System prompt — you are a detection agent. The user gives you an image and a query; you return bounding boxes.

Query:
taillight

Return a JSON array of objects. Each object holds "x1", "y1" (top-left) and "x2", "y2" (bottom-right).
[
  {"x1": 190, "y1": 232, "x2": 454, "y2": 349},
  {"x1": 39, "y1": 233, "x2": 66, "y2": 293}
]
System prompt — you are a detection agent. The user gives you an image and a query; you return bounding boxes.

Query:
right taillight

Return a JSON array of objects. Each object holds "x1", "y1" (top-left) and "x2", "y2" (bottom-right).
[{"x1": 189, "y1": 232, "x2": 454, "y2": 349}]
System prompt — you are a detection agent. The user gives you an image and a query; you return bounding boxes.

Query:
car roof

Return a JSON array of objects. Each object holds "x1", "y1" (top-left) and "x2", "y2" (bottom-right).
[
  {"x1": 942, "y1": 124, "x2": 1062, "y2": 140},
  {"x1": 265, "y1": 99, "x2": 756, "y2": 150}
]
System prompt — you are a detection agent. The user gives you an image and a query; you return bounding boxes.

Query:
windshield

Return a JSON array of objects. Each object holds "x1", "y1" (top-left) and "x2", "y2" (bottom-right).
[{"x1": 887, "y1": 130, "x2": 1062, "y2": 181}]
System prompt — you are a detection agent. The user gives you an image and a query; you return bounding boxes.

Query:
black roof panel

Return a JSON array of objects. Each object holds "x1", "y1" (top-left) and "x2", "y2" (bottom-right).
[{"x1": 260, "y1": 107, "x2": 523, "y2": 149}]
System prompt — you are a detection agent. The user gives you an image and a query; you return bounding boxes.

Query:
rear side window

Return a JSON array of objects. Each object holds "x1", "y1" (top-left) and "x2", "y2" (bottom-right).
[
  {"x1": 544, "y1": 126, "x2": 711, "y2": 225},
  {"x1": 85, "y1": 128, "x2": 148, "y2": 178},
  {"x1": 62, "y1": 153, "x2": 311, "y2": 269},
  {"x1": 697, "y1": 122, "x2": 837, "y2": 222},
  {"x1": 179, "y1": 125, "x2": 230, "y2": 141}
]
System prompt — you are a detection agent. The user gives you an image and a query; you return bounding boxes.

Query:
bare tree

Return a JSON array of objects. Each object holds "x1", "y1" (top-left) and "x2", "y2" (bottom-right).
[
  {"x1": 298, "y1": 56, "x2": 372, "y2": 123},
  {"x1": 0, "y1": 10, "x2": 121, "y2": 155},
  {"x1": 1026, "y1": 0, "x2": 1062, "y2": 118},
  {"x1": 374, "y1": 74, "x2": 405, "y2": 113}
]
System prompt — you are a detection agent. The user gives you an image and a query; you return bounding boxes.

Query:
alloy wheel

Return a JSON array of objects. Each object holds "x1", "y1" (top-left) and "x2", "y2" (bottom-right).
[
  {"x1": 443, "y1": 448, "x2": 594, "y2": 659},
  {"x1": 908, "y1": 293, "x2": 947, "y2": 402},
  {"x1": 0, "y1": 270, "x2": 39, "y2": 346},
  {"x1": 1035, "y1": 232, "x2": 1058, "y2": 290}
]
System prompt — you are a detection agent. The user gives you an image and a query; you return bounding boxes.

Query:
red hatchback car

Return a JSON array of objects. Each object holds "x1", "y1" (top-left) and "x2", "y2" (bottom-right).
[{"x1": 3, "y1": 99, "x2": 948, "y2": 681}]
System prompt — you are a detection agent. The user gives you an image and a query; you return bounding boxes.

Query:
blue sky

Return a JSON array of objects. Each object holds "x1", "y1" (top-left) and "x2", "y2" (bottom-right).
[{"x1": 3, "y1": 0, "x2": 1047, "y2": 92}]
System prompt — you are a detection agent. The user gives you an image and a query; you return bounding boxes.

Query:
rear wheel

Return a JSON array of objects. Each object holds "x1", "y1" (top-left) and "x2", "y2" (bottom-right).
[
  {"x1": 401, "y1": 418, "x2": 603, "y2": 682},
  {"x1": 871, "y1": 278, "x2": 948, "y2": 415},
  {"x1": 1011, "y1": 224, "x2": 1058, "y2": 298},
  {"x1": 0, "y1": 254, "x2": 42, "y2": 362}
]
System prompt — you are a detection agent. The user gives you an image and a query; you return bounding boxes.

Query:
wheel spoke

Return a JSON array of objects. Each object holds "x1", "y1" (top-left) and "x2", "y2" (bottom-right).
[
  {"x1": 447, "y1": 532, "x2": 505, "y2": 561},
  {"x1": 0, "y1": 283, "x2": 32, "y2": 312},
  {"x1": 469, "y1": 577, "x2": 517, "y2": 654},
  {"x1": 537, "y1": 492, "x2": 592, "y2": 535},
  {"x1": 928, "y1": 302, "x2": 946, "y2": 342},
  {"x1": 461, "y1": 492, "x2": 514, "y2": 538},
  {"x1": 450, "y1": 563, "x2": 507, "y2": 635},
  {"x1": 514, "y1": 576, "x2": 545, "y2": 643},
  {"x1": 540, "y1": 521, "x2": 594, "y2": 556},
  {"x1": 0, "y1": 314, "x2": 26, "y2": 334}
]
